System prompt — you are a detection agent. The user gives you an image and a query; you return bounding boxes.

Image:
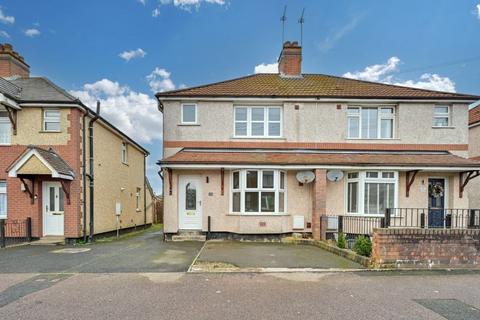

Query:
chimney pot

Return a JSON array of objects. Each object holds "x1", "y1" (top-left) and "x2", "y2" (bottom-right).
[{"x1": 278, "y1": 41, "x2": 302, "y2": 78}]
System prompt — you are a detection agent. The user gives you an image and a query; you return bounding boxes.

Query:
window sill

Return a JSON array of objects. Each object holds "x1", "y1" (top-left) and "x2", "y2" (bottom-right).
[
  {"x1": 227, "y1": 213, "x2": 289, "y2": 216},
  {"x1": 231, "y1": 136, "x2": 286, "y2": 140},
  {"x1": 345, "y1": 138, "x2": 400, "y2": 141},
  {"x1": 178, "y1": 123, "x2": 200, "y2": 126},
  {"x1": 432, "y1": 126, "x2": 455, "y2": 129},
  {"x1": 39, "y1": 130, "x2": 62, "y2": 133},
  {"x1": 0, "y1": 144, "x2": 12, "y2": 146},
  {"x1": 122, "y1": 162, "x2": 129, "y2": 166}
]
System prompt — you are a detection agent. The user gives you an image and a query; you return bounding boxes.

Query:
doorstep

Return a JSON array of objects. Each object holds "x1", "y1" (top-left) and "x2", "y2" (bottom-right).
[{"x1": 30, "y1": 236, "x2": 65, "y2": 246}]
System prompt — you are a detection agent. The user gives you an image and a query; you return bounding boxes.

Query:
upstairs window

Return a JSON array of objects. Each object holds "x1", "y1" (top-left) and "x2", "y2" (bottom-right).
[
  {"x1": 43, "y1": 109, "x2": 61, "y2": 132},
  {"x1": 234, "y1": 106, "x2": 282, "y2": 138},
  {"x1": 348, "y1": 106, "x2": 395, "y2": 139},
  {"x1": 121, "y1": 142, "x2": 128, "y2": 164},
  {"x1": 0, "y1": 111, "x2": 11, "y2": 145},
  {"x1": 433, "y1": 105, "x2": 450, "y2": 127},
  {"x1": 0, "y1": 181, "x2": 6, "y2": 219},
  {"x1": 181, "y1": 103, "x2": 197, "y2": 124}
]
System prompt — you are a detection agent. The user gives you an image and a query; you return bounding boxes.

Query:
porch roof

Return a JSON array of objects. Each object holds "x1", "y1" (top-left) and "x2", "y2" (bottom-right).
[
  {"x1": 160, "y1": 149, "x2": 480, "y2": 171},
  {"x1": 7, "y1": 145, "x2": 75, "y2": 180}
]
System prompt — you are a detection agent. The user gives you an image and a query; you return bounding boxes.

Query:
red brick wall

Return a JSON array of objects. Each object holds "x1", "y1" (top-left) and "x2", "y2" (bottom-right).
[
  {"x1": 311, "y1": 169, "x2": 326, "y2": 240},
  {"x1": 372, "y1": 228, "x2": 480, "y2": 268},
  {"x1": 278, "y1": 42, "x2": 302, "y2": 77},
  {"x1": 0, "y1": 108, "x2": 83, "y2": 238}
]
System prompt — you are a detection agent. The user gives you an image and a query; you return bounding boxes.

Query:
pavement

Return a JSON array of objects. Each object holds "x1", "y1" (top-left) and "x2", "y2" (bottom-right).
[
  {"x1": 194, "y1": 241, "x2": 363, "y2": 271},
  {"x1": 0, "y1": 229, "x2": 203, "y2": 273},
  {"x1": 1, "y1": 271, "x2": 480, "y2": 319}
]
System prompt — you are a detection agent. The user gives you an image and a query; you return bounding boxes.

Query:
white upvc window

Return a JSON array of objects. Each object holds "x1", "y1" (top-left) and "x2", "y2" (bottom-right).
[
  {"x1": 0, "y1": 180, "x2": 6, "y2": 219},
  {"x1": 234, "y1": 106, "x2": 282, "y2": 138},
  {"x1": 43, "y1": 109, "x2": 61, "y2": 132},
  {"x1": 181, "y1": 103, "x2": 197, "y2": 124},
  {"x1": 347, "y1": 106, "x2": 395, "y2": 139},
  {"x1": 346, "y1": 171, "x2": 398, "y2": 215},
  {"x1": 121, "y1": 142, "x2": 128, "y2": 164},
  {"x1": 0, "y1": 111, "x2": 11, "y2": 145},
  {"x1": 231, "y1": 169, "x2": 286, "y2": 214},
  {"x1": 433, "y1": 105, "x2": 450, "y2": 127},
  {"x1": 136, "y1": 187, "x2": 141, "y2": 211}
]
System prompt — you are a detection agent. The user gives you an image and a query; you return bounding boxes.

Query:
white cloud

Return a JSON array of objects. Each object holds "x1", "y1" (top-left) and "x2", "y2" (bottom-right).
[
  {"x1": 70, "y1": 79, "x2": 162, "y2": 144},
  {"x1": 119, "y1": 48, "x2": 146, "y2": 61},
  {"x1": 0, "y1": 30, "x2": 10, "y2": 38},
  {"x1": 343, "y1": 57, "x2": 456, "y2": 92},
  {"x1": 0, "y1": 8, "x2": 14, "y2": 24},
  {"x1": 343, "y1": 57, "x2": 400, "y2": 82},
  {"x1": 476, "y1": 4, "x2": 480, "y2": 19},
  {"x1": 146, "y1": 67, "x2": 176, "y2": 92},
  {"x1": 254, "y1": 62, "x2": 278, "y2": 74},
  {"x1": 138, "y1": 0, "x2": 146, "y2": 4},
  {"x1": 152, "y1": 8, "x2": 161, "y2": 17},
  {"x1": 24, "y1": 28, "x2": 40, "y2": 37},
  {"x1": 394, "y1": 74, "x2": 456, "y2": 93},
  {"x1": 318, "y1": 16, "x2": 362, "y2": 52}
]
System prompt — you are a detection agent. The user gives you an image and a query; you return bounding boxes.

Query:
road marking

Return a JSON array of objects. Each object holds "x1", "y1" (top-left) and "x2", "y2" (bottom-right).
[{"x1": 188, "y1": 241, "x2": 207, "y2": 272}]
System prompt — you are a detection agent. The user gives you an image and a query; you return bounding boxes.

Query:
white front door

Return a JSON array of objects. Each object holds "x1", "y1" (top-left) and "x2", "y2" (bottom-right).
[
  {"x1": 178, "y1": 175, "x2": 203, "y2": 230},
  {"x1": 43, "y1": 182, "x2": 65, "y2": 236}
]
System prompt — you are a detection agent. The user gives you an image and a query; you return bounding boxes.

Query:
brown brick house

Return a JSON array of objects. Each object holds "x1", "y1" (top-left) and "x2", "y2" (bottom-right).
[
  {"x1": 156, "y1": 41, "x2": 480, "y2": 240},
  {"x1": 0, "y1": 44, "x2": 153, "y2": 243}
]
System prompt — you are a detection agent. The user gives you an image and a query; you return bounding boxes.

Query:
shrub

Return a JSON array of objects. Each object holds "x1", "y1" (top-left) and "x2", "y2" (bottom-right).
[
  {"x1": 353, "y1": 236, "x2": 372, "y2": 257},
  {"x1": 337, "y1": 232, "x2": 346, "y2": 249}
]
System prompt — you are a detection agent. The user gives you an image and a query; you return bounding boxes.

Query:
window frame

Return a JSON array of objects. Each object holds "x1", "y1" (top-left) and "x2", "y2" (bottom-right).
[
  {"x1": 230, "y1": 169, "x2": 287, "y2": 215},
  {"x1": 345, "y1": 171, "x2": 398, "y2": 216},
  {"x1": 0, "y1": 180, "x2": 6, "y2": 219},
  {"x1": 42, "y1": 109, "x2": 61, "y2": 132},
  {"x1": 233, "y1": 106, "x2": 283, "y2": 138},
  {"x1": 347, "y1": 106, "x2": 396, "y2": 139},
  {"x1": 181, "y1": 103, "x2": 198, "y2": 124},
  {"x1": 0, "y1": 110, "x2": 11, "y2": 145},
  {"x1": 136, "y1": 187, "x2": 141, "y2": 212},
  {"x1": 121, "y1": 142, "x2": 128, "y2": 164},
  {"x1": 433, "y1": 105, "x2": 451, "y2": 128}
]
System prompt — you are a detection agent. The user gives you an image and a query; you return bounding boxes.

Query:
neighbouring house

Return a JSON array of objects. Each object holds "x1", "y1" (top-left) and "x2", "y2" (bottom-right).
[
  {"x1": 468, "y1": 103, "x2": 480, "y2": 209},
  {"x1": 156, "y1": 41, "x2": 480, "y2": 241},
  {"x1": 0, "y1": 44, "x2": 154, "y2": 243}
]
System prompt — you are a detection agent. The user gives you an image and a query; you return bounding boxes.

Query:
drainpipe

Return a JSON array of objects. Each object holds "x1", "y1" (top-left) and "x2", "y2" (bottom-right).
[
  {"x1": 81, "y1": 107, "x2": 90, "y2": 242},
  {"x1": 144, "y1": 155, "x2": 147, "y2": 228},
  {"x1": 87, "y1": 101, "x2": 101, "y2": 242}
]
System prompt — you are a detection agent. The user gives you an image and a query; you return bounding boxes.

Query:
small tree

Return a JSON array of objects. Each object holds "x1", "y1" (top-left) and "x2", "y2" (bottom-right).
[
  {"x1": 353, "y1": 235, "x2": 372, "y2": 257},
  {"x1": 337, "y1": 232, "x2": 346, "y2": 249}
]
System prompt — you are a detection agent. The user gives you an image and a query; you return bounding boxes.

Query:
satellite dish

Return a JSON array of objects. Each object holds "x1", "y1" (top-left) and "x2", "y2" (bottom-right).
[
  {"x1": 327, "y1": 170, "x2": 344, "y2": 182},
  {"x1": 296, "y1": 171, "x2": 315, "y2": 184}
]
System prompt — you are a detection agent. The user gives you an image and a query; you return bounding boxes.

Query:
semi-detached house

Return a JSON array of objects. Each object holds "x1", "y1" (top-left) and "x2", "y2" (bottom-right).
[{"x1": 156, "y1": 41, "x2": 480, "y2": 240}]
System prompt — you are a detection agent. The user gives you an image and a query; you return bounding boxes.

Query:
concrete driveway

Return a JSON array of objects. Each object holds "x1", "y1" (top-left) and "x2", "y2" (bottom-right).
[
  {"x1": 0, "y1": 229, "x2": 203, "y2": 273},
  {"x1": 193, "y1": 241, "x2": 363, "y2": 271}
]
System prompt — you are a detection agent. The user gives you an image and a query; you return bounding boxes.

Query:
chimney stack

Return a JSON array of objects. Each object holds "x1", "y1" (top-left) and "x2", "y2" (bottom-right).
[
  {"x1": 0, "y1": 43, "x2": 30, "y2": 78},
  {"x1": 278, "y1": 41, "x2": 302, "y2": 77}
]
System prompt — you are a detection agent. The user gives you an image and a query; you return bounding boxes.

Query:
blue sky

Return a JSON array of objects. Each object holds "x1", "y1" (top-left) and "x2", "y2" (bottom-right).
[{"x1": 1, "y1": 0, "x2": 480, "y2": 194}]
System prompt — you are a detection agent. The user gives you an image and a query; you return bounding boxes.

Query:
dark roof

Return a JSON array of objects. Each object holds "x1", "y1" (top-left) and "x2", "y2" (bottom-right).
[
  {"x1": 0, "y1": 77, "x2": 21, "y2": 99},
  {"x1": 469, "y1": 104, "x2": 480, "y2": 126},
  {"x1": 156, "y1": 73, "x2": 480, "y2": 101},
  {"x1": 160, "y1": 149, "x2": 480, "y2": 168},
  {"x1": 10, "y1": 77, "x2": 77, "y2": 102},
  {"x1": 7, "y1": 145, "x2": 75, "y2": 178}
]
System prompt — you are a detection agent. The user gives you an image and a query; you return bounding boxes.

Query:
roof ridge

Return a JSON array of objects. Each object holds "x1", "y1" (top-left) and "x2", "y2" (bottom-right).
[{"x1": 155, "y1": 73, "x2": 262, "y2": 97}]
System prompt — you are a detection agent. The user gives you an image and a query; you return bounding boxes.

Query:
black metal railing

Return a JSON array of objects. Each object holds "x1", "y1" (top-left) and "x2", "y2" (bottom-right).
[
  {"x1": 385, "y1": 208, "x2": 480, "y2": 229},
  {"x1": 0, "y1": 218, "x2": 32, "y2": 248}
]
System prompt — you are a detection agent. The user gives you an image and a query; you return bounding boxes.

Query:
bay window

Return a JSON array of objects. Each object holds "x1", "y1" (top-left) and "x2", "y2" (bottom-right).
[
  {"x1": 231, "y1": 170, "x2": 286, "y2": 214},
  {"x1": 0, "y1": 181, "x2": 6, "y2": 219},
  {"x1": 0, "y1": 111, "x2": 11, "y2": 145},
  {"x1": 234, "y1": 106, "x2": 282, "y2": 138},
  {"x1": 347, "y1": 106, "x2": 395, "y2": 139},
  {"x1": 346, "y1": 171, "x2": 397, "y2": 215}
]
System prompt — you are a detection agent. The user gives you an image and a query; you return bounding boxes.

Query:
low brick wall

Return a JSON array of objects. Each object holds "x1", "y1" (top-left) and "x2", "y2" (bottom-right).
[{"x1": 372, "y1": 228, "x2": 480, "y2": 268}]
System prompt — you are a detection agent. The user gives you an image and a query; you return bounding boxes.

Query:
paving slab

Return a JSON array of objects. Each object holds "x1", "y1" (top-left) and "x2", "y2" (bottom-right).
[{"x1": 195, "y1": 241, "x2": 363, "y2": 270}]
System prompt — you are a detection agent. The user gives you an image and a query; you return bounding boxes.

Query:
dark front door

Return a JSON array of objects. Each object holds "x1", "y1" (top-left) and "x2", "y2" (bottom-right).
[{"x1": 428, "y1": 178, "x2": 446, "y2": 228}]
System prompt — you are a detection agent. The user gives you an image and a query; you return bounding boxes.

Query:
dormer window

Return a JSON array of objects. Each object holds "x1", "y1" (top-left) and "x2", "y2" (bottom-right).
[{"x1": 43, "y1": 109, "x2": 61, "y2": 132}]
